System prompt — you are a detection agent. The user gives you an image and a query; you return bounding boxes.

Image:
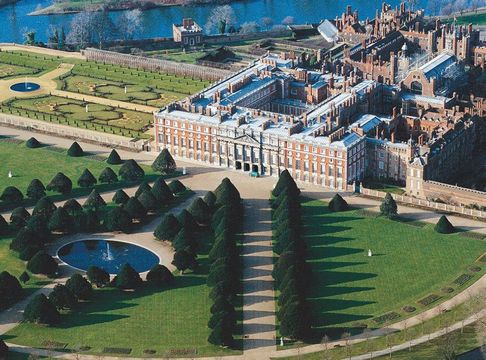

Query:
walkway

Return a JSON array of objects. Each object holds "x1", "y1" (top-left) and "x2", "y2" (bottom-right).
[{"x1": 0, "y1": 44, "x2": 85, "y2": 59}]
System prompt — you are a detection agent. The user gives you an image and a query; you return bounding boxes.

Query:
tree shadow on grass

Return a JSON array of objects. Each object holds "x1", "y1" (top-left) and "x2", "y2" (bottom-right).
[{"x1": 306, "y1": 245, "x2": 364, "y2": 261}]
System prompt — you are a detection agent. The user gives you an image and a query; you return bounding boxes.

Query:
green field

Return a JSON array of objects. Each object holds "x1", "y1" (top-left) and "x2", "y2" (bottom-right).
[
  {"x1": 0, "y1": 139, "x2": 161, "y2": 209},
  {"x1": 445, "y1": 13, "x2": 486, "y2": 25},
  {"x1": 302, "y1": 199, "x2": 486, "y2": 337}
]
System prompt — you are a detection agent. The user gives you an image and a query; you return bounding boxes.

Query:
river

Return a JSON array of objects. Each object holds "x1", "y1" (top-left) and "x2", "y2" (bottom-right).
[{"x1": 0, "y1": 0, "x2": 409, "y2": 43}]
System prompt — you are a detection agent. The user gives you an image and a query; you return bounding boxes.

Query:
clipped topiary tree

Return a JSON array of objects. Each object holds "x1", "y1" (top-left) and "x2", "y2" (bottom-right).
[
  {"x1": 203, "y1": 191, "x2": 216, "y2": 210},
  {"x1": 19, "y1": 271, "x2": 30, "y2": 284},
  {"x1": 48, "y1": 207, "x2": 74, "y2": 233},
  {"x1": 63, "y1": 199, "x2": 83, "y2": 216},
  {"x1": 172, "y1": 228, "x2": 195, "y2": 253},
  {"x1": 106, "y1": 149, "x2": 122, "y2": 165},
  {"x1": 172, "y1": 249, "x2": 197, "y2": 274},
  {"x1": 26, "y1": 214, "x2": 51, "y2": 244},
  {"x1": 46, "y1": 172, "x2": 72, "y2": 194},
  {"x1": 380, "y1": 193, "x2": 398, "y2": 218},
  {"x1": 435, "y1": 215, "x2": 455, "y2": 234},
  {"x1": 74, "y1": 210, "x2": 100, "y2": 233},
  {"x1": 98, "y1": 167, "x2": 118, "y2": 184},
  {"x1": 83, "y1": 189, "x2": 106, "y2": 210},
  {"x1": 188, "y1": 197, "x2": 211, "y2": 225},
  {"x1": 146, "y1": 264, "x2": 174, "y2": 287},
  {"x1": 124, "y1": 197, "x2": 147, "y2": 221},
  {"x1": 138, "y1": 190, "x2": 158, "y2": 212},
  {"x1": 0, "y1": 215, "x2": 9, "y2": 236},
  {"x1": 27, "y1": 252, "x2": 58, "y2": 277},
  {"x1": 65, "y1": 273, "x2": 93, "y2": 300},
  {"x1": 152, "y1": 148, "x2": 176, "y2": 174},
  {"x1": 10, "y1": 207, "x2": 30, "y2": 229},
  {"x1": 112, "y1": 189, "x2": 129, "y2": 205},
  {"x1": 87, "y1": 266, "x2": 110, "y2": 287},
  {"x1": 104, "y1": 207, "x2": 132, "y2": 233},
  {"x1": 272, "y1": 169, "x2": 300, "y2": 197},
  {"x1": 151, "y1": 177, "x2": 174, "y2": 204},
  {"x1": 10, "y1": 227, "x2": 40, "y2": 253},
  {"x1": 67, "y1": 141, "x2": 84, "y2": 157},
  {"x1": 0, "y1": 186, "x2": 23, "y2": 204},
  {"x1": 77, "y1": 168, "x2": 97, "y2": 188},
  {"x1": 177, "y1": 209, "x2": 197, "y2": 232},
  {"x1": 168, "y1": 180, "x2": 186, "y2": 195},
  {"x1": 115, "y1": 263, "x2": 143, "y2": 289},
  {"x1": 0, "y1": 271, "x2": 23, "y2": 310},
  {"x1": 26, "y1": 137, "x2": 41, "y2": 148},
  {"x1": 32, "y1": 196, "x2": 56, "y2": 219},
  {"x1": 207, "y1": 317, "x2": 234, "y2": 347},
  {"x1": 214, "y1": 178, "x2": 241, "y2": 208},
  {"x1": 328, "y1": 193, "x2": 348, "y2": 212},
  {"x1": 118, "y1": 159, "x2": 144, "y2": 182},
  {"x1": 49, "y1": 284, "x2": 77, "y2": 310},
  {"x1": 26, "y1": 179, "x2": 46, "y2": 201},
  {"x1": 0, "y1": 339, "x2": 8, "y2": 359},
  {"x1": 135, "y1": 181, "x2": 152, "y2": 198},
  {"x1": 23, "y1": 294, "x2": 60, "y2": 325},
  {"x1": 154, "y1": 214, "x2": 181, "y2": 241}
]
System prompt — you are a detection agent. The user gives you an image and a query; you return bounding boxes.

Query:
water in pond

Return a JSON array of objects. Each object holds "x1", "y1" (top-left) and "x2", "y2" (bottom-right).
[
  {"x1": 57, "y1": 239, "x2": 160, "y2": 274},
  {"x1": 0, "y1": 0, "x2": 405, "y2": 43},
  {"x1": 10, "y1": 82, "x2": 40, "y2": 92}
]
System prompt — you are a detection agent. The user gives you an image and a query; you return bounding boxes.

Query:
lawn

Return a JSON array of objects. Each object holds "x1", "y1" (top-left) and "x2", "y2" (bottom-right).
[
  {"x1": 444, "y1": 13, "x2": 486, "y2": 25},
  {"x1": 0, "y1": 139, "x2": 161, "y2": 210},
  {"x1": 302, "y1": 199, "x2": 486, "y2": 337}
]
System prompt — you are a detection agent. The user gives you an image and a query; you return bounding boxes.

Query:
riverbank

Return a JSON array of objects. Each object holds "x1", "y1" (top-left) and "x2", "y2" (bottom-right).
[{"x1": 29, "y1": 0, "x2": 238, "y2": 16}]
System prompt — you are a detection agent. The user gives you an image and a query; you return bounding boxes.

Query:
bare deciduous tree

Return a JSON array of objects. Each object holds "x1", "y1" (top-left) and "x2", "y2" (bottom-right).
[
  {"x1": 67, "y1": 11, "x2": 95, "y2": 48},
  {"x1": 261, "y1": 16, "x2": 273, "y2": 29},
  {"x1": 282, "y1": 15, "x2": 295, "y2": 25},
  {"x1": 116, "y1": 9, "x2": 143, "y2": 40},
  {"x1": 239, "y1": 21, "x2": 259, "y2": 34},
  {"x1": 205, "y1": 5, "x2": 236, "y2": 34}
]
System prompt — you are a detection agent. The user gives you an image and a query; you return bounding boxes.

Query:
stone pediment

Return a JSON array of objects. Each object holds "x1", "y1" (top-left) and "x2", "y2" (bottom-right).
[{"x1": 234, "y1": 134, "x2": 260, "y2": 145}]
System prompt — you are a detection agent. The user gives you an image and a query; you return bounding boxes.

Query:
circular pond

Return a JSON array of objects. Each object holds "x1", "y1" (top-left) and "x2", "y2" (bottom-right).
[
  {"x1": 57, "y1": 240, "x2": 159, "y2": 274},
  {"x1": 10, "y1": 82, "x2": 40, "y2": 92}
]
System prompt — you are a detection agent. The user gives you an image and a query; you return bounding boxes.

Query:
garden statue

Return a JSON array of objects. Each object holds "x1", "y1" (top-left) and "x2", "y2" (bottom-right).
[
  {"x1": 8, "y1": 171, "x2": 12, "y2": 178},
  {"x1": 368, "y1": 249, "x2": 372, "y2": 257}
]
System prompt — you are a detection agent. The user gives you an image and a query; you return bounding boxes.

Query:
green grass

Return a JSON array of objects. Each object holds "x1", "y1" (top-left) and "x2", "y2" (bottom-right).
[
  {"x1": 0, "y1": 139, "x2": 163, "y2": 210},
  {"x1": 363, "y1": 182, "x2": 406, "y2": 195},
  {"x1": 444, "y1": 13, "x2": 486, "y2": 25},
  {"x1": 302, "y1": 198, "x2": 486, "y2": 338}
]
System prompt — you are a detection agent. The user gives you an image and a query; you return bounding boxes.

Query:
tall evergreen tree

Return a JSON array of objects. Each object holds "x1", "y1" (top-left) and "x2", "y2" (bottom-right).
[
  {"x1": 380, "y1": 193, "x2": 398, "y2": 218},
  {"x1": 26, "y1": 179, "x2": 46, "y2": 200},
  {"x1": 152, "y1": 148, "x2": 176, "y2": 174}
]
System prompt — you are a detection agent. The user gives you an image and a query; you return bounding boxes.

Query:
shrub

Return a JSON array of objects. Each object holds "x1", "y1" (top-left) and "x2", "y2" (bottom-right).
[
  {"x1": 23, "y1": 294, "x2": 60, "y2": 325},
  {"x1": 146, "y1": 264, "x2": 174, "y2": 287},
  {"x1": 124, "y1": 197, "x2": 147, "y2": 220},
  {"x1": 87, "y1": 266, "x2": 110, "y2": 287},
  {"x1": 328, "y1": 194, "x2": 348, "y2": 212},
  {"x1": 106, "y1": 149, "x2": 122, "y2": 165},
  {"x1": 138, "y1": 190, "x2": 158, "y2": 212},
  {"x1": 152, "y1": 149, "x2": 176, "y2": 174},
  {"x1": 26, "y1": 137, "x2": 41, "y2": 148},
  {"x1": 27, "y1": 252, "x2": 58, "y2": 276},
  {"x1": 135, "y1": 181, "x2": 152, "y2": 198},
  {"x1": 115, "y1": 263, "x2": 143, "y2": 289},
  {"x1": 0, "y1": 215, "x2": 9, "y2": 235},
  {"x1": 77, "y1": 168, "x2": 97, "y2": 188},
  {"x1": 112, "y1": 189, "x2": 129, "y2": 205},
  {"x1": 65, "y1": 273, "x2": 93, "y2": 300},
  {"x1": 418, "y1": 294, "x2": 441, "y2": 306},
  {"x1": 46, "y1": 172, "x2": 72, "y2": 194},
  {"x1": 63, "y1": 199, "x2": 82, "y2": 215},
  {"x1": 67, "y1": 141, "x2": 84, "y2": 157},
  {"x1": 154, "y1": 214, "x2": 181, "y2": 241},
  {"x1": 0, "y1": 186, "x2": 23, "y2": 204},
  {"x1": 172, "y1": 249, "x2": 197, "y2": 273},
  {"x1": 26, "y1": 179, "x2": 46, "y2": 200},
  {"x1": 151, "y1": 177, "x2": 174, "y2": 204},
  {"x1": 83, "y1": 189, "x2": 106, "y2": 210},
  {"x1": 104, "y1": 207, "x2": 132, "y2": 233},
  {"x1": 49, "y1": 284, "x2": 77, "y2": 310},
  {"x1": 372, "y1": 311, "x2": 401, "y2": 324},
  {"x1": 99, "y1": 167, "x2": 118, "y2": 183},
  {"x1": 10, "y1": 207, "x2": 30, "y2": 229},
  {"x1": 187, "y1": 197, "x2": 211, "y2": 225},
  {"x1": 380, "y1": 193, "x2": 397, "y2": 218},
  {"x1": 0, "y1": 271, "x2": 23, "y2": 310},
  {"x1": 119, "y1": 159, "x2": 144, "y2": 182},
  {"x1": 48, "y1": 207, "x2": 74, "y2": 233},
  {"x1": 435, "y1": 215, "x2": 455, "y2": 234},
  {"x1": 168, "y1": 180, "x2": 186, "y2": 194},
  {"x1": 32, "y1": 196, "x2": 56, "y2": 219}
]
